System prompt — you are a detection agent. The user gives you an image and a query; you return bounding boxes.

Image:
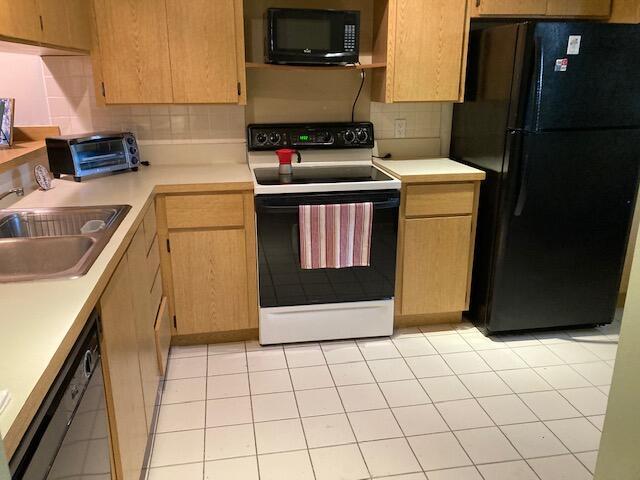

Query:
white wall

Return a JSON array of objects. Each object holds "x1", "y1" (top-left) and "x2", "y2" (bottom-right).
[{"x1": 0, "y1": 52, "x2": 49, "y2": 125}]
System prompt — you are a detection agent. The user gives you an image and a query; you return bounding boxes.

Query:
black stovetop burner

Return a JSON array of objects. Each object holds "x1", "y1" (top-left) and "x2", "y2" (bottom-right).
[{"x1": 253, "y1": 165, "x2": 394, "y2": 185}]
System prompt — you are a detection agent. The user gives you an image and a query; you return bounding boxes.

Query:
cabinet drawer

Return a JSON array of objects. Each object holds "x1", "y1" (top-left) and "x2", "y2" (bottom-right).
[
  {"x1": 143, "y1": 203, "x2": 157, "y2": 253},
  {"x1": 165, "y1": 194, "x2": 244, "y2": 229},
  {"x1": 149, "y1": 267, "x2": 162, "y2": 321},
  {"x1": 405, "y1": 183, "x2": 475, "y2": 217},
  {"x1": 154, "y1": 297, "x2": 171, "y2": 376},
  {"x1": 146, "y1": 236, "x2": 160, "y2": 290}
]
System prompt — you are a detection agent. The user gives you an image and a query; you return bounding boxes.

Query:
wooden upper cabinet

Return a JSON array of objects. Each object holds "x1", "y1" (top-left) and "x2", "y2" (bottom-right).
[
  {"x1": 476, "y1": 0, "x2": 548, "y2": 15},
  {"x1": 393, "y1": 0, "x2": 468, "y2": 102},
  {"x1": 93, "y1": 0, "x2": 173, "y2": 103},
  {"x1": 66, "y1": 0, "x2": 92, "y2": 49},
  {"x1": 0, "y1": 0, "x2": 41, "y2": 42},
  {"x1": 609, "y1": 0, "x2": 640, "y2": 22},
  {"x1": 166, "y1": 0, "x2": 242, "y2": 103},
  {"x1": 547, "y1": 0, "x2": 611, "y2": 16},
  {"x1": 38, "y1": 0, "x2": 72, "y2": 46}
]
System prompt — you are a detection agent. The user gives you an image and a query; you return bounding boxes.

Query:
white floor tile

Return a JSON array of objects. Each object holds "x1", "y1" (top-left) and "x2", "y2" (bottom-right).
[
  {"x1": 367, "y1": 358, "x2": 415, "y2": 382},
  {"x1": 408, "y1": 432, "x2": 471, "y2": 471},
  {"x1": 156, "y1": 401, "x2": 206, "y2": 433},
  {"x1": 329, "y1": 362, "x2": 375, "y2": 386},
  {"x1": 546, "y1": 343, "x2": 601, "y2": 364},
  {"x1": 571, "y1": 362, "x2": 613, "y2": 386},
  {"x1": 151, "y1": 430, "x2": 205, "y2": 467},
  {"x1": 478, "y1": 349, "x2": 528, "y2": 371},
  {"x1": 519, "y1": 391, "x2": 581, "y2": 420},
  {"x1": 435, "y1": 399, "x2": 494, "y2": 430},
  {"x1": 254, "y1": 418, "x2": 307, "y2": 454},
  {"x1": 528, "y1": 454, "x2": 592, "y2": 480},
  {"x1": 428, "y1": 334, "x2": 472, "y2": 354},
  {"x1": 302, "y1": 413, "x2": 356, "y2": 448},
  {"x1": 533, "y1": 331, "x2": 573, "y2": 345},
  {"x1": 207, "y1": 373, "x2": 250, "y2": 399},
  {"x1": 477, "y1": 395, "x2": 537, "y2": 425},
  {"x1": 251, "y1": 392, "x2": 299, "y2": 422},
  {"x1": 497, "y1": 369, "x2": 552, "y2": 393},
  {"x1": 245, "y1": 340, "x2": 283, "y2": 352},
  {"x1": 290, "y1": 365, "x2": 334, "y2": 390},
  {"x1": 406, "y1": 355, "x2": 454, "y2": 378},
  {"x1": 512, "y1": 345, "x2": 564, "y2": 367},
  {"x1": 338, "y1": 383, "x2": 387, "y2": 412},
  {"x1": 208, "y1": 342, "x2": 245, "y2": 355},
  {"x1": 392, "y1": 327, "x2": 424, "y2": 339},
  {"x1": 348, "y1": 408, "x2": 402, "y2": 441},
  {"x1": 379, "y1": 379, "x2": 432, "y2": 407},
  {"x1": 586, "y1": 415, "x2": 605, "y2": 431},
  {"x1": 393, "y1": 337, "x2": 437, "y2": 357},
  {"x1": 533, "y1": 365, "x2": 591, "y2": 389},
  {"x1": 148, "y1": 463, "x2": 204, "y2": 480},
  {"x1": 575, "y1": 451, "x2": 598, "y2": 474},
  {"x1": 259, "y1": 450, "x2": 315, "y2": 480},
  {"x1": 461, "y1": 332, "x2": 509, "y2": 351},
  {"x1": 165, "y1": 356, "x2": 208, "y2": 380},
  {"x1": 375, "y1": 474, "x2": 426, "y2": 480},
  {"x1": 458, "y1": 371, "x2": 512, "y2": 397},
  {"x1": 309, "y1": 444, "x2": 369, "y2": 480},
  {"x1": 205, "y1": 424, "x2": 255, "y2": 460},
  {"x1": 206, "y1": 396, "x2": 253, "y2": 427},
  {"x1": 359, "y1": 438, "x2": 421, "y2": 477},
  {"x1": 598, "y1": 384, "x2": 610, "y2": 396},
  {"x1": 419, "y1": 376, "x2": 472, "y2": 403},
  {"x1": 580, "y1": 341, "x2": 618, "y2": 361},
  {"x1": 558, "y1": 387, "x2": 608, "y2": 416},
  {"x1": 477, "y1": 460, "x2": 539, "y2": 480},
  {"x1": 171, "y1": 345, "x2": 208, "y2": 358},
  {"x1": 204, "y1": 456, "x2": 258, "y2": 480},
  {"x1": 545, "y1": 417, "x2": 601, "y2": 452},
  {"x1": 296, "y1": 387, "x2": 344, "y2": 417},
  {"x1": 208, "y1": 353, "x2": 247, "y2": 376},
  {"x1": 426, "y1": 466, "x2": 483, "y2": 480},
  {"x1": 247, "y1": 349, "x2": 287, "y2": 372},
  {"x1": 162, "y1": 377, "x2": 206, "y2": 405},
  {"x1": 393, "y1": 404, "x2": 449, "y2": 436},
  {"x1": 495, "y1": 334, "x2": 541, "y2": 348},
  {"x1": 419, "y1": 324, "x2": 458, "y2": 336},
  {"x1": 442, "y1": 352, "x2": 491, "y2": 375},
  {"x1": 454, "y1": 427, "x2": 521, "y2": 464},
  {"x1": 321, "y1": 340, "x2": 364, "y2": 364},
  {"x1": 500, "y1": 422, "x2": 568, "y2": 458},
  {"x1": 357, "y1": 338, "x2": 401, "y2": 360},
  {"x1": 285, "y1": 345, "x2": 326, "y2": 368},
  {"x1": 249, "y1": 369, "x2": 292, "y2": 395}
]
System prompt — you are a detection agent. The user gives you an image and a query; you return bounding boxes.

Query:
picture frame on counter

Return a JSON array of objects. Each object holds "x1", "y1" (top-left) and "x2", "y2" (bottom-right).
[{"x1": 0, "y1": 98, "x2": 15, "y2": 149}]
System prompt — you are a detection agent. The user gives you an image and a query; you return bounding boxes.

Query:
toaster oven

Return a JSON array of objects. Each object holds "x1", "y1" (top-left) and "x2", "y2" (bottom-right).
[{"x1": 46, "y1": 131, "x2": 140, "y2": 182}]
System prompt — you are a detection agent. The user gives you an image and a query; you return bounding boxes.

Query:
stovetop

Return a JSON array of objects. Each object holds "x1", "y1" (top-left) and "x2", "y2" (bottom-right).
[{"x1": 253, "y1": 165, "x2": 395, "y2": 185}]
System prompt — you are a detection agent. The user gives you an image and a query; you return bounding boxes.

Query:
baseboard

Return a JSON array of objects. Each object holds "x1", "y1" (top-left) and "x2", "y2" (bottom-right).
[
  {"x1": 394, "y1": 312, "x2": 462, "y2": 328},
  {"x1": 171, "y1": 328, "x2": 259, "y2": 346}
]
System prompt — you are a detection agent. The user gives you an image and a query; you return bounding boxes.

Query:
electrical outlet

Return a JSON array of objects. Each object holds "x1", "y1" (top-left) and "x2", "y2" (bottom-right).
[{"x1": 394, "y1": 119, "x2": 407, "y2": 138}]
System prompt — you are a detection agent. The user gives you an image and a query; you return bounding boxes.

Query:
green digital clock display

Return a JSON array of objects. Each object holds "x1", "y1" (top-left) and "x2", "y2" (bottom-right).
[{"x1": 298, "y1": 135, "x2": 310, "y2": 142}]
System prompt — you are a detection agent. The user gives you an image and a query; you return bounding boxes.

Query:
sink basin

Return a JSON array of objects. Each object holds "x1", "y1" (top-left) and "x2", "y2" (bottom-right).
[{"x1": 0, "y1": 205, "x2": 131, "y2": 282}]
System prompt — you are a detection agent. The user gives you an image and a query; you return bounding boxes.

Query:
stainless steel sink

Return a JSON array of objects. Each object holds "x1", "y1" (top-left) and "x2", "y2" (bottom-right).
[{"x1": 0, "y1": 205, "x2": 131, "y2": 282}]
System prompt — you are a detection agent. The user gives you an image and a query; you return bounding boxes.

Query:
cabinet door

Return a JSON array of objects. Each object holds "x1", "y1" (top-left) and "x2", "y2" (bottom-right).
[
  {"x1": 127, "y1": 225, "x2": 160, "y2": 432},
  {"x1": 0, "y1": 0, "x2": 41, "y2": 42},
  {"x1": 546, "y1": 0, "x2": 611, "y2": 16},
  {"x1": 66, "y1": 0, "x2": 92, "y2": 49},
  {"x1": 93, "y1": 0, "x2": 173, "y2": 103},
  {"x1": 170, "y1": 229, "x2": 249, "y2": 335},
  {"x1": 99, "y1": 257, "x2": 147, "y2": 480},
  {"x1": 38, "y1": 0, "x2": 72, "y2": 46},
  {"x1": 166, "y1": 0, "x2": 240, "y2": 103},
  {"x1": 393, "y1": 0, "x2": 468, "y2": 101},
  {"x1": 477, "y1": 0, "x2": 547, "y2": 15},
  {"x1": 401, "y1": 216, "x2": 472, "y2": 315}
]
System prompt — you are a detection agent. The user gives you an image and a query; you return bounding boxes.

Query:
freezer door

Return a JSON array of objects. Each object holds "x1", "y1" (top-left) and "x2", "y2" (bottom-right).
[
  {"x1": 487, "y1": 129, "x2": 639, "y2": 332},
  {"x1": 526, "y1": 22, "x2": 640, "y2": 131}
]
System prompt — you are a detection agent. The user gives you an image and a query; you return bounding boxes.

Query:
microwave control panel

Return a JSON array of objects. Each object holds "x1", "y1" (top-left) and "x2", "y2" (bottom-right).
[{"x1": 248, "y1": 122, "x2": 374, "y2": 151}]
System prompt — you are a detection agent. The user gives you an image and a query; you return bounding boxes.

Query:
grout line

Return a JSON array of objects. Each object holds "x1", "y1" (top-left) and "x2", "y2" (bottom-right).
[
  {"x1": 202, "y1": 343, "x2": 210, "y2": 479},
  {"x1": 238, "y1": 342, "x2": 261, "y2": 480}
]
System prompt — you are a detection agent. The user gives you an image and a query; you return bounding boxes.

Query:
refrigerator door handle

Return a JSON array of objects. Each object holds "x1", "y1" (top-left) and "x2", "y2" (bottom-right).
[
  {"x1": 531, "y1": 36, "x2": 545, "y2": 131},
  {"x1": 514, "y1": 151, "x2": 530, "y2": 217}
]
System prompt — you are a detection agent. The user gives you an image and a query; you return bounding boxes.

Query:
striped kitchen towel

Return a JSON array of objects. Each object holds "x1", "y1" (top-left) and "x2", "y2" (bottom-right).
[{"x1": 299, "y1": 202, "x2": 373, "y2": 269}]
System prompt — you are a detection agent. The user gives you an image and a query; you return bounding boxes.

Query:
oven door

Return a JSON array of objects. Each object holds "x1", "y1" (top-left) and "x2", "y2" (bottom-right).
[{"x1": 255, "y1": 189, "x2": 399, "y2": 308}]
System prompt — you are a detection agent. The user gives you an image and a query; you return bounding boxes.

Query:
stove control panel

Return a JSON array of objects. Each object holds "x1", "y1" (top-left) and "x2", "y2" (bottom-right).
[{"x1": 248, "y1": 122, "x2": 374, "y2": 151}]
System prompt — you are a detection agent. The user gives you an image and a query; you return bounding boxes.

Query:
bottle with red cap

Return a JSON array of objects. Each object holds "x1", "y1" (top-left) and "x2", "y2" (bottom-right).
[{"x1": 276, "y1": 149, "x2": 301, "y2": 176}]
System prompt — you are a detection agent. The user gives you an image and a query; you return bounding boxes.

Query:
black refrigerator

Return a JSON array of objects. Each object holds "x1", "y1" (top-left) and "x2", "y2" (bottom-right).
[{"x1": 451, "y1": 22, "x2": 640, "y2": 334}]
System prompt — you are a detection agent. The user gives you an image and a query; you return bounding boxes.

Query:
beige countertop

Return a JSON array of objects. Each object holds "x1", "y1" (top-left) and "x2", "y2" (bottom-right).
[
  {"x1": 0, "y1": 163, "x2": 253, "y2": 456},
  {"x1": 374, "y1": 157, "x2": 486, "y2": 183}
]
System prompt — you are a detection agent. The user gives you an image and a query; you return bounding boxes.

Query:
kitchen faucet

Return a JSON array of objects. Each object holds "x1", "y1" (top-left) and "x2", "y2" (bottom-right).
[{"x1": 0, "y1": 187, "x2": 24, "y2": 201}]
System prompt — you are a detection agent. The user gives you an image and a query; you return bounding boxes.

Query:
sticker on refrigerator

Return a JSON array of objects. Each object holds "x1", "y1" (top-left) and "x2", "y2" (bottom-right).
[
  {"x1": 554, "y1": 58, "x2": 569, "y2": 72},
  {"x1": 567, "y1": 35, "x2": 581, "y2": 55}
]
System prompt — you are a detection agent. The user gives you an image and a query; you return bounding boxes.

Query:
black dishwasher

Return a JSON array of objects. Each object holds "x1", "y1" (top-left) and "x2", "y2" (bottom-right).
[{"x1": 10, "y1": 310, "x2": 111, "y2": 479}]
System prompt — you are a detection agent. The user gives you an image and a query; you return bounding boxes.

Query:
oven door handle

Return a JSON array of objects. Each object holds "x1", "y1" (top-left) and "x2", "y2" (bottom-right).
[{"x1": 256, "y1": 198, "x2": 400, "y2": 214}]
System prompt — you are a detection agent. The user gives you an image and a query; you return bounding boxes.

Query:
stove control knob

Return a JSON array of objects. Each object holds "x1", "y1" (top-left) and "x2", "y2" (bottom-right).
[
  {"x1": 356, "y1": 129, "x2": 369, "y2": 143},
  {"x1": 320, "y1": 131, "x2": 334, "y2": 144},
  {"x1": 269, "y1": 133, "x2": 282, "y2": 145},
  {"x1": 343, "y1": 130, "x2": 355, "y2": 144},
  {"x1": 255, "y1": 132, "x2": 268, "y2": 145}
]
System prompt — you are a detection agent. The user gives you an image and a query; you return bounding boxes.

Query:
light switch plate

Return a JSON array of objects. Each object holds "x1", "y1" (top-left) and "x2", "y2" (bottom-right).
[{"x1": 394, "y1": 118, "x2": 407, "y2": 138}]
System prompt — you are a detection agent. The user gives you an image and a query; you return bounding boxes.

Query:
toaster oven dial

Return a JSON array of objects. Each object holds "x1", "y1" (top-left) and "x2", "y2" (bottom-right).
[
  {"x1": 129, "y1": 147, "x2": 137, "y2": 155},
  {"x1": 343, "y1": 129, "x2": 355, "y2": 144},
  {"x1": 126, "y1": 136, "x2": 135, "y2": 145},
  {"x1": 269, "y1": 133, "x2": 282, "y2": 145},
  {"x1": 131, "y1": 156, "x2": 139, "y2": 165}
]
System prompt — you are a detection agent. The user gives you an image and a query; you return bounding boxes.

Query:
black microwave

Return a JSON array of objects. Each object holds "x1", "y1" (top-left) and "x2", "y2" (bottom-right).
[{"x1": 265, "y1": 8, "x2": 360, "y2": 65}]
